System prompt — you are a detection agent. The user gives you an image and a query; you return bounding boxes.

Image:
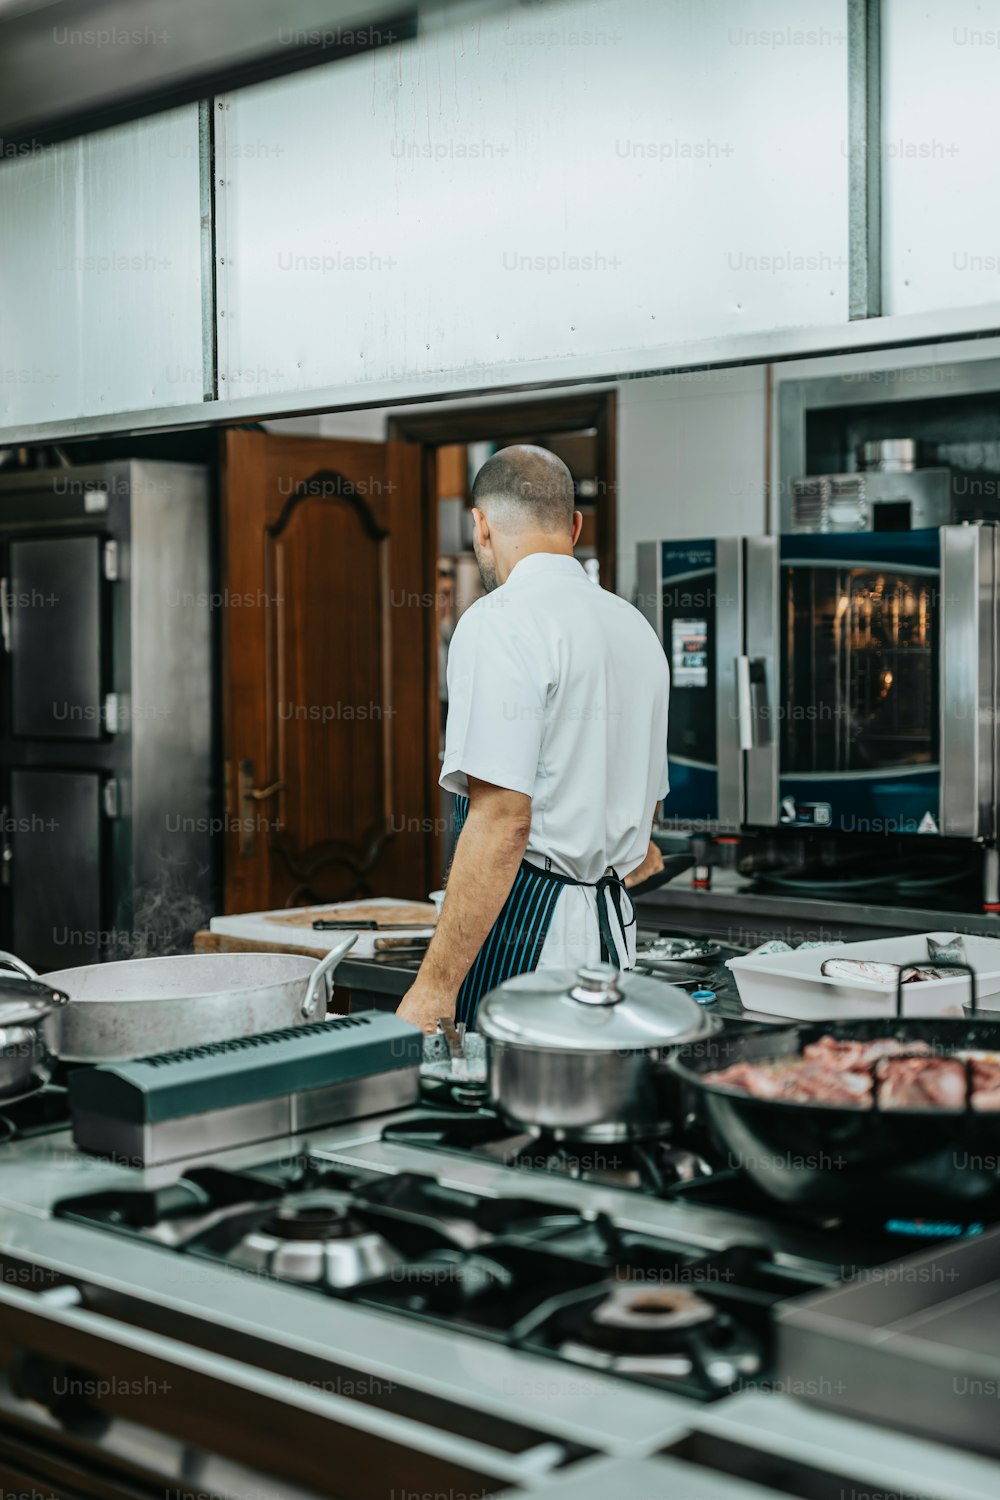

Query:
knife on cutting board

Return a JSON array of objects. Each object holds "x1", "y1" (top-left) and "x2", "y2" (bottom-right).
[{"x1": 312, "y1": 919, "x2": 434, "y2": 931}]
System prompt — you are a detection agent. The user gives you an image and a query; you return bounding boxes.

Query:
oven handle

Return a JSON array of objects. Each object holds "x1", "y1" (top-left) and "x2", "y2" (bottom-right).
[
  {"x1": 736, "y1": 655, "x2": 753, "y2": 750},
  {"x1": 736, "y1": 656, "x2": 771, "y2": 751}
]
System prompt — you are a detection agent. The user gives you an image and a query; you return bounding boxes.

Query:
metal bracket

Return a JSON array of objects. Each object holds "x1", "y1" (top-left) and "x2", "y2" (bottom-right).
[
  {"x1": 103, "y1": 539, "x2": 119, "y2": 580},
  {"x1": 848, "y1": 0, "x2": 882, "y2": 319}
]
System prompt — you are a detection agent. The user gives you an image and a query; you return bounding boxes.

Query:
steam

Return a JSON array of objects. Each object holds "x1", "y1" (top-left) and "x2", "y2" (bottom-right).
[{"x1": 110, "y1": 859, "x2": 215, "y2": 960}]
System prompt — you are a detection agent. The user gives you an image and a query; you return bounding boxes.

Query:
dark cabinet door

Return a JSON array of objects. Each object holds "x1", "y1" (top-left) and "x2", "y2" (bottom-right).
[
  {"x1": 10, "y1": 768, "x2": 103, "y2": 971},
  {"x1": 9, "y1": 536, "x2": 104, "y2": 740}
]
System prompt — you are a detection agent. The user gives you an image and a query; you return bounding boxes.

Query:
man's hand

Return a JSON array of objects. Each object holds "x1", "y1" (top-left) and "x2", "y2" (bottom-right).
[
  {"x1": 397, "y1": 981, "x2": 453, "y2": 1036},
  {"x1": 624, "y1": 837, "x2": 665, "y2": 889}
]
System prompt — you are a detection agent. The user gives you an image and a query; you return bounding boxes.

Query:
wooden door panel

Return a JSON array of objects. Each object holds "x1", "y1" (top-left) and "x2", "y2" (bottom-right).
[
  {"x1": 269, "y1": 474, "x2": 390, "y2": 900},
  {"x1": 223, "y1": 433, "x2": 427, "y2": 913}
]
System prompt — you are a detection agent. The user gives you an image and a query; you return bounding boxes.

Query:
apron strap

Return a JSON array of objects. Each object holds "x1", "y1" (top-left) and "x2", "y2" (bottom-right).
[{"x1": 595, "y1": 871, "x2": 637, "y2": 969}]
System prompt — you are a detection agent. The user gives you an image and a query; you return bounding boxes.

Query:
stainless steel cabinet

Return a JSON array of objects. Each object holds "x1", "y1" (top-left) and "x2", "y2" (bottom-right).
[{"x1": 0, "y1": 461, "x2": 215, "y2": 970}]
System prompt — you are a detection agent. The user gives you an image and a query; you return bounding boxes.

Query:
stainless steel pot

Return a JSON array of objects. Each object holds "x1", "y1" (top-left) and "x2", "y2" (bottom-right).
[
  {"x1": 35, "y1": 939, "x2": 355, "y2": 1063},
  {"x1": 0, "y1": 952, "x2": 70, "y2": 1098},
  {"x1": 476, "y1": 962, "x2": 719, "y2": 1141}
]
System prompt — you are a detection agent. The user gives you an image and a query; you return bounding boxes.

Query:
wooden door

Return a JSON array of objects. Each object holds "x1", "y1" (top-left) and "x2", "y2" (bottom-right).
[{"x1": 222, "y1": 430, "x2": 428, "y2": 913}]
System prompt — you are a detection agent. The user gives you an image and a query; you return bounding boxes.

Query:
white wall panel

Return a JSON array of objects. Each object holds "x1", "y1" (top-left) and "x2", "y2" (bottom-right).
[
  {"x1": 617, "y1": 368, "x2": 767, "y2": 599},
  {"x1": 0, "y1": 107, "x2": 206, "y2": 427},
  {"x1": 219, "y1": 0, "x2": 850, "y2": 401},
  {"x1": 882, "y1": 0, "x2": 1000, "y2": 316}
]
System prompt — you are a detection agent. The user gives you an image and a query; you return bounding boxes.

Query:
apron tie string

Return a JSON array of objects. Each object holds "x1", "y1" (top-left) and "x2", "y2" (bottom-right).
[{"x1": 595, "y1": 870, "x2": 637, "y2": 970}]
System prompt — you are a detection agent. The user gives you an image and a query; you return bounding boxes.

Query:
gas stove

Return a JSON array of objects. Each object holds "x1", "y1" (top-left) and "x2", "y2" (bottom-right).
[
  {"x1": 53, "y1": 1150, "x2": 831, "y2": 1402},
  {"x1": 1, "y1": 1100, "x2": 998, "y2": 1500}
]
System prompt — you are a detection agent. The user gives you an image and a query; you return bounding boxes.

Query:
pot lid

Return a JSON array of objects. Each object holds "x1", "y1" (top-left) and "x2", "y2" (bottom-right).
[{"x1": 477, "y1": 963, "x2": 713, "y2": 1051}]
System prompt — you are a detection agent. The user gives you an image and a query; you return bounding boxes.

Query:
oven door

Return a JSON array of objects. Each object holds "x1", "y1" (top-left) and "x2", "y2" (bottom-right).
[
  {"x1": 636, "y1": 538, "x2": 743, "y2": 831},
  {"x1": 745, "y1": 529, "x2": 957, "y2": 837}
]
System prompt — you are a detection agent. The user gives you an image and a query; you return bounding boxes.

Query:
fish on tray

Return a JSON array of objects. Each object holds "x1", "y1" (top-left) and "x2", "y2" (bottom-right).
[{"x1": 819, "y1": 959, "x2": 950, "y2": 985}]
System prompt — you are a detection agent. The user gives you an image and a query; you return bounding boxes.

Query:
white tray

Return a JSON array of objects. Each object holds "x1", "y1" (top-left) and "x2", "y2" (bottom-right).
[{"x1": 726, "y1": 930, "x2": 1000, "y2": 1021}]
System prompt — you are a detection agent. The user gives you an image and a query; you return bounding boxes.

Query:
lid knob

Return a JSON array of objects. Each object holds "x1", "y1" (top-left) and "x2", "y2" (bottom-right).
[{"x1": 570, "y1": 963, "x2": 623, "y2": 1006}]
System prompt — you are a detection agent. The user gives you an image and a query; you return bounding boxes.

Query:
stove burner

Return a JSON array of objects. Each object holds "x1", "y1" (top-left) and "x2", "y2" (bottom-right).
[
  {"x1": 555, "y1": 1280, "x2": 763, "y2": 1389},
  {"x1": 592, "y1": 1283, "x2": 717, "y2": 1336},
  {"x1": 264, "y1": 1197, "x2": 366, "y2": 1240},
  {"x1": 398, "y1": 1115, "x2": 708, "y2": 1194},
  {"x1": 227, "y1": 1192, "x2": 404, "y2": 1290}
]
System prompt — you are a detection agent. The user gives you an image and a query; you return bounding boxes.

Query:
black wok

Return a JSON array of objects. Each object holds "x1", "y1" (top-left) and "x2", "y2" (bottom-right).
[{"x1": 667, "y1": 960, "x2": 1000, "y2": 1219}]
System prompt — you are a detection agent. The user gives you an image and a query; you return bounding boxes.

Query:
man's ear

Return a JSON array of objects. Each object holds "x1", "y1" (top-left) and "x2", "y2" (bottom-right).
[
  {"x1": 472, "y1": 506, "x2": 490, "y2": 545},
  {"x1": 571, "y1": 510, "x2": 584, "y2": 546}
]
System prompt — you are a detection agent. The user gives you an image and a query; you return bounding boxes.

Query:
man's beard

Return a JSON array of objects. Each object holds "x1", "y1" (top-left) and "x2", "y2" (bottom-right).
[{"x1": 473, "y1": 537, "x2": 499, "y2": 593}]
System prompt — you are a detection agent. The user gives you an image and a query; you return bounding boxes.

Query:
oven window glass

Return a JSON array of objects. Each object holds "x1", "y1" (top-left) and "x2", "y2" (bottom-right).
[{"x1": 781, "y1": 566, "x2": 937, "y2": 772}]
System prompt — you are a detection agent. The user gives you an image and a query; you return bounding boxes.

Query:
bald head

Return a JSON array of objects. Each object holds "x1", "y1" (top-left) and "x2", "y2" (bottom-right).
[{"x1": 471, "y1": 444, "x2": 575, "y2": 536}]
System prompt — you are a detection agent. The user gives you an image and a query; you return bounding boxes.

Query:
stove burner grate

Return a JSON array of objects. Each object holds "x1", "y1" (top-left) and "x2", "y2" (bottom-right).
[{"x1": 226, "y1": 1191, "x2": 406, "y2": 1289}]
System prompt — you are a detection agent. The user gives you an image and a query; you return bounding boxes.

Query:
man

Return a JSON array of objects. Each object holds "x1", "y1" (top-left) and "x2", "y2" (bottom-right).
[{"x1": 397, "y1": 444, "x2": 670, "y2": 1034}]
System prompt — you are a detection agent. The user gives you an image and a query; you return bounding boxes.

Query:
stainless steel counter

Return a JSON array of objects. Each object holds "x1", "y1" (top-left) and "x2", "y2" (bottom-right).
[{"x1": 641, "y1": 868, "x2": 1000, "y2": 946}]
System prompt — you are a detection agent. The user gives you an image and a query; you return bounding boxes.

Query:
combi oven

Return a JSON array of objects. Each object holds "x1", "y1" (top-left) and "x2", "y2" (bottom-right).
[{"x1": 637, "y1": 525, "x2": 999, "y2": 850}]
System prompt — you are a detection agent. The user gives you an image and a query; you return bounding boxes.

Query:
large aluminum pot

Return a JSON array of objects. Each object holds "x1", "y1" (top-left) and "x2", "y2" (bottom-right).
[
  {"x1": 476, "y1": 962, "x2": 719, "y2": 1141},
  {"x1": 35, "y1": 938, "x2": 355, "y2": 1063}
]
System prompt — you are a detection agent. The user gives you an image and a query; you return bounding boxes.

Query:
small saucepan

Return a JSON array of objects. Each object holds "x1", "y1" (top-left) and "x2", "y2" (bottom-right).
[
  {"x1": 0, "y1": 951, "x2": 69, "y2": 1100},
  {"x1": 477, "y1": 963, "x2": 720, "y2": 1141}
]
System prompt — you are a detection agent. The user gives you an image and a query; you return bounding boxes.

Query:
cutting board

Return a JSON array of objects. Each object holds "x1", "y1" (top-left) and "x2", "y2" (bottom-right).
[
  {"x1": 209, "y1": 897, "x2": 436, "y2": 958},
  {"x1": 267, "y1": 901, "x2": 436, "y2": 929}
]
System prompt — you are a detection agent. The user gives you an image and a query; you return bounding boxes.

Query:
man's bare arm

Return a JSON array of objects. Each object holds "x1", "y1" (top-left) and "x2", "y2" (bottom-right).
[
  {"x1": 624, "y1": 802, "x2": 664, "y2": 889},
  {"x1": 396, "y1": 777, "x2": 531, "y2": 1032}
]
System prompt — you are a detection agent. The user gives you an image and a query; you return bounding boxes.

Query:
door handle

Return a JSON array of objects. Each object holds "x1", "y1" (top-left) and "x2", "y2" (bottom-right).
[
  {"x1": 246, "y1": 780, "x2": 286, "y2": 802},
  {"x1": 736, "y1": 656, "x2": 772, "y2": 751},
  {"x1": 237, "y1": 759, "x2": 285, "y2": 857},
  {"x1": 0, "y1": 576, "x2": 11, "y2": 654}
]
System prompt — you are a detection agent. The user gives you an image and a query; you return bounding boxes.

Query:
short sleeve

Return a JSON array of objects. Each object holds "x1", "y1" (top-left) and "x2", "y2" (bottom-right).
[{"x1": 440, "y1": 603, "x2": 548, "y2": 797}]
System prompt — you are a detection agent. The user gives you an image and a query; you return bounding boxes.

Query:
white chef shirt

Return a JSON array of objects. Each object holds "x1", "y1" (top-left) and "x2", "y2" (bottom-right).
[{"x1": 440, "y1": 552, "x2": 670, "y2": 970}]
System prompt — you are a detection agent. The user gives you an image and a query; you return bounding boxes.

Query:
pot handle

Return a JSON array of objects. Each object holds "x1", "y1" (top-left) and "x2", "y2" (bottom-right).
[
  {"x1": 301, "y1": 935, "x2": 357, "y2": 1019},
  {"x1": 0, "y1": 951, "x2": 68, "y2": 1008},
  {"x1": 0, "y1": 951, "x2": 39, "y2": 983},
  {"x1": 0, "y1": 976, "x2": 70, "y2": 1008}
]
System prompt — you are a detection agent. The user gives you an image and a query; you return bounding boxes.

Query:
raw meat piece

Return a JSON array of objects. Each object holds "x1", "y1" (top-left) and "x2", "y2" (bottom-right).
[
  {"x1": 801, "y1": 1036, "x2": 931, "y2": 1069},
  {"x1": 877, "y1": 1056, "x2": 968, "y2": 1110},
  {"x1": 703, "y1": 1034, "x2": 1000, "y2": 1110}
]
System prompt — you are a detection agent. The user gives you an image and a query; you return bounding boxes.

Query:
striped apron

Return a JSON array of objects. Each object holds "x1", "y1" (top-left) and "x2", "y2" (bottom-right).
[{"x1": 451, "y1": 795, "x2": 636, "y2": 1029}]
